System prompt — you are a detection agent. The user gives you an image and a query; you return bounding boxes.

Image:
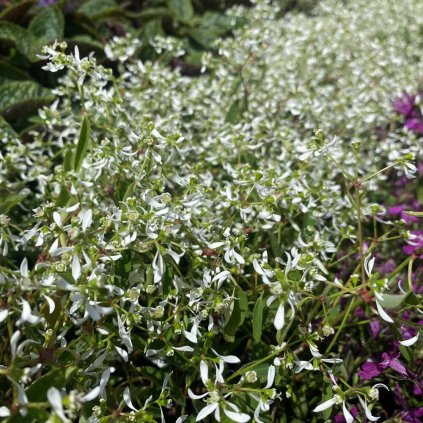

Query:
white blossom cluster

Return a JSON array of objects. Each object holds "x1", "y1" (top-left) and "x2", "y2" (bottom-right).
[{"x1": 0, "y1": 0, "x2": 421, "y2": 421}]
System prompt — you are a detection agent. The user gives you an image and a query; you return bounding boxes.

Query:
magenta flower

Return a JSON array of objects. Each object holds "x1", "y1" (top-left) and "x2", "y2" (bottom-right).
[
  {"x1": 405, "y1": 117, "x2": 423, "y2": 135},
  {"x1": 389, "y1": 204, "x2": 421, "y2": 223},
  {"x1": 403, "y1": 231, "x2": 423, "y2": 258},
  {"x1": 393, "y1": 93, "x2": 416, "y2": 117},
  {"x1": 369, "y1": 320, "x2": 381, "y2": 338},
  {"x1": 359, "y1": 352, "x2": 407, "y2": 381}
]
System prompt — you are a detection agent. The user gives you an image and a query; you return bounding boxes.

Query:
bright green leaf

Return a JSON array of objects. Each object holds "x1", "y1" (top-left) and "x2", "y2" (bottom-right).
[
  {"x1": 252, "y1": 294, "x2": 263, "y2": 343},
  {"x1": 74, "y1": 115, "x2": 91, "y2": 171}
]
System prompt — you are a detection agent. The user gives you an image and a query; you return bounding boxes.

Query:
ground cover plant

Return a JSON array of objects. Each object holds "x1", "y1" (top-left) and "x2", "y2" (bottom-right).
[{"x1": 0, "y1": 0, "x2": 422, "y2": 421}]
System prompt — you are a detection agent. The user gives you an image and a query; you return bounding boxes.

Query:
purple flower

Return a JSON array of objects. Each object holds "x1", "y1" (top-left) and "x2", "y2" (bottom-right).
[
  {"x1": 405, "y1": 117, "x2": 423, "y2": 134},
  {"x1": 393, "y1": 93, "x2": 416, "y2": 117},
  {"x1": 389, "y1": 204, "x2": 421, "y2": 223},
  {"x1": 359, "y1": 361, "x2": 382, "y2": 380},
  {"x1": 359, "y1": 352, "x2": 408, "y2": 381},
  {"x1": 379, "y1": 352, "x2": 407, "y2": 375},
  {"x1": 369, "y1": 320, "x2": 381, "y2": 338},
  {"x1": 399, "y1": 408, "x2": 423, "y2": 423},
  {"x1": 403, "y1": 230, "x2": 423, "y2": 258},
  {"x1": 379, "y1": 258, "x2": 396, "y2": 274}
]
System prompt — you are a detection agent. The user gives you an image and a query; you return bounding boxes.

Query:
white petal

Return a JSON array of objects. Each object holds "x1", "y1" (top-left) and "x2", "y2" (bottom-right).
[
  {"x1": 358, "y1": 397, "x2": 379, "y2": 421},
  {"x1": 200, "y1": 360, "x2": 208, "y2": 384},
  {"x1": 47, "y1": 387, "x2": 69, "y2": 422},
  {"x1": 274, "y1": 303, "x2": 285, "y2": 330},
  {"x1": 115, "y1": 346, "x2": 129, "y2": 362},
  {"x1": 80, "y1": 386, "x2": 100, "y2": 402},
  {"x1": 196, "y1": 403, "x2": 219, "y2": 421},
  {"x1": 72, "y1": 255, "x2": 81, "y2": 281},
  {"x1": 0, "y1": 309, "x2": 8, "y2": 323},
  {"x1": 375, "y1": 301, "x2": 394, "y2": 323},
  {"x1": 223, "y1": 409, "x2": 251, "y2": 422},
  {"x1": 253, "y1": 259, "x2": 264, "y2": 275},
  {"x1": 20, "y1": 258, "x2": 28, "y2": 278},
  {"x1": 342, "y1": 401, "x2": 354, "y2": 423},
  {"x1": 265, "y1": 365, "x2": 276, "y2": 388},
  {"x1": 187, "y1": 389, "x2": 208, "y2": 400},
  {"x1": 313, "y1": 397, "x2": 336, "y2": 413},
  {"x1": 53, "y1": 212, "x2": 62, "y2": 228},
  {"x1": 123, "y1": 387, "x2": 138, "y2": 411},
  {"x1": 183, "y1": 329, "x2": 197, "y2": 344},
  {"x1": 399, "y1": 332, "x2": 419, "y2": 346},
  {"x1": 82, "y1": 209, "x2": 93, "y2": 232},
  {"x1": 173, "y1": 346, "x2": 194, "y2": 352},
  {"x1": 0, "y1": 406, "x2": 10, "y2": 417},
  {"x1": 44, "y1": 295, "x2": 55, "y2": 314}
]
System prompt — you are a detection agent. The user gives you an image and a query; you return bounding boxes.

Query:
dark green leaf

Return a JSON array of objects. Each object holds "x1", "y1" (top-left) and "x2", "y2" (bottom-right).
[
  {"x1": 0, "y1": 80, "x2": 53, "y2": 119},
  {"x1": 0, "y1": 21, "x2": 32, "y2": 58},
  {"x1": 78, "y1": 0, "x2": 119, "y2": 20},
  {"x1": 223, "y1": 287, "x2": 248, "y2": 342},
  {"x1": 28, "y1": 6, "x2": 64, "y2": 56},
  {"x1": 225, "y1": 100, "x2": 241, "y2": 123},
  {"x1": 252, "y1": 294, "x2": 263, "y2": 343},
  {"x1": 168, "y1": 0, "x2": 194, "y2": 23},
  {"x1": 74, "y1": 115, "x2": 91, "y2": 171},
  {"x1": 26, "y1": 366, "x2": 77, "y2": 402},
  {"x1": 0, "y1": 0, "x2": 35, "y2": 22}
]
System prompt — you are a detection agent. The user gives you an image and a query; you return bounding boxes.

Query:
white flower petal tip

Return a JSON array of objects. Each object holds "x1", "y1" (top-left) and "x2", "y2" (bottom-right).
[
  {"x1": 196, "y1": 402, "x2": 219, "y2": 421},
  {"x1": 274, "y1": 303, "x2": 285, "y2": 330},
  {"x1": 375, "y1": 300, "x2": 394, "y2": 323},
  {"x1": 313, "y1": 397, "x2": 337, "y2": 413},
  {"x1": 223, "y1": 409, "x2": 251, "y2": 422},
  {"x1": 399, "y1": 332, "x2": 419, "y2": 346}
]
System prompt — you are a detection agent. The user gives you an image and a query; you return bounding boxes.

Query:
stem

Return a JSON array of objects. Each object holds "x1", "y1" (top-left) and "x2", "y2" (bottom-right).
[
  {"x1": 355, "y1": 186, "x2": 366, "y2": 285},
  {"x1": 326, "y1": 297, "x2": 355, "y2": 354}
]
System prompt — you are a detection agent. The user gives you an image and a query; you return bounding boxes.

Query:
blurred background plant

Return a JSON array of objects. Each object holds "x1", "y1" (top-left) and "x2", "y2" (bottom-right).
[{"x1": 0, "y1": 0, "x2": 318, "y2": 134}]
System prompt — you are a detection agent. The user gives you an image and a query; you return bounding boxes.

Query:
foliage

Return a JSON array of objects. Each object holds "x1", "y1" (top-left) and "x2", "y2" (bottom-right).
[{"x1": 0, "y1": 0, "x2": 422, "y2": 422}]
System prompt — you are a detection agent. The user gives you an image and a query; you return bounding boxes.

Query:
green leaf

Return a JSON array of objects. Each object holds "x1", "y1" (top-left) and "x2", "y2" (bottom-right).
[
  {"x1": 78, "y1": 0, "x2": 119, "y2": 20},
  {"x1": 168, "y1": 0, "x2": 194, "y2": 23},
  {"x1": 0, "y1": 58, "x2": 30, "y2": 84},
  {"x1": 225, "y1": 100, "x2": 241, "y2": 123},
  {"x1": 28, "y1": 6, "x2": 64, "y2": 56},
  {"x1": 0, "y1": 21, "x2": 32, "y2": 58},
  {"x1": 378, "y1": 293, "x2": 407, "y2": 309},
  {"x1": 0, "y1": 115, "x2": 18, "y2": 138},
  {"x1": 0, "y1": 1, "x2": 35, "y2": 22},
  {"x1": 252, "y1": 294, "x2": 263, "y2": 343},
  {"x1": 223, "y1": 287, "x2": 248, "y2": 342},
  {"x1": 26, "y1": 366, "x2": 77, "y2": 402},
  {"x1": 74, "y1": 115, "x2": 91, "y2": 171},
  {"x1": 0, "y1": 80, "x2": 53, "y2": 120},
  {"x1": 404, "y1": 292, "x2": 419, "y2": 306}
]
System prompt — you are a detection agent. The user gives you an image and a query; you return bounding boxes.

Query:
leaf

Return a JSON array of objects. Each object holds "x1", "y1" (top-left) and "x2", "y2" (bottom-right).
[
  {"x1": 26, "y1": 366, "x2": 77, "y2": 402},
  {"x1": 377, "y1": 293, "x2": 407, "y2": 309},
  {"x1": 0, "y1": 21, "x2": 32, "y2": 58},
  {"x1": 252, "y1": 294, "x2": 263, "y2": 343},
  {"x1": 168, "y1": 0, "x2": 194, "y2": 23},
  {"x1": 225, "y1": 100, "x2": 241, "y2": 123},
  {"x1": 0, "y1": 0, "x2": 35, "y2": 22},
  {"x1": 74, "y1": 115, "x2": 91, "y2": 171},
  {"x1": 0, "y1": 58, "x2": 30, "y2": 84},
  {"x1": 28, "y1": 6, "x2": 64, "y2": 56},
  {"x1": 78, "y1": 0, "x2": 119, "y2": 20},
  {"x1": 0, "y1": 80, "x2": 53, "y2": 120},
  {"x1": 0, "y1": 115, "x2": 18, "y2": 138},
  {"x1": 189, "y1": 11, "x2": 235, "y2": 48},
  {"x1": 223, "y1": 287, "x2": 248, "y2": 342}
]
